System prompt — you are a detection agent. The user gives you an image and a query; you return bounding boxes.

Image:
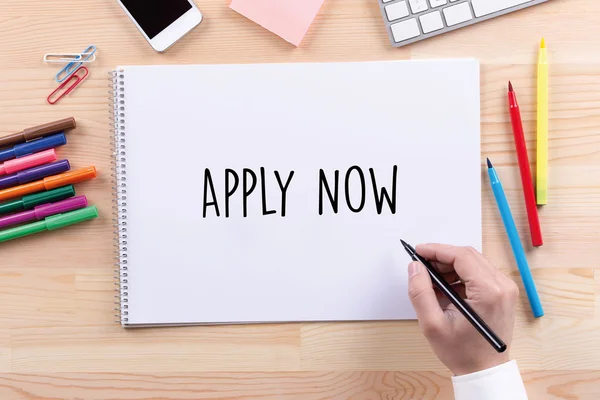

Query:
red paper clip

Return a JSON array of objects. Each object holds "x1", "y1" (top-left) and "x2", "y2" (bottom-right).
[{"x1": 47, "y1": 66, "x2": 89, "y2": 105}]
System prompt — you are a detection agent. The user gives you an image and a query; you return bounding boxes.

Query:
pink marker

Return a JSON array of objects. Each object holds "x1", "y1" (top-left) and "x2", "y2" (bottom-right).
[
  {"x1": 0, "y1": 195, "x2": 87, "y2": 229},
  {"x1": 0, "y1": 149, "x2": 57, "y2": 176}
]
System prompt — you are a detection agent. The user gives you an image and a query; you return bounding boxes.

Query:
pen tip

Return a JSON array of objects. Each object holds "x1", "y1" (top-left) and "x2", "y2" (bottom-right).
[
  {"x1": 400, "y1": 239, "x2": 416, "y2": 254},
  {"x1": 508, "y1": 81, "x2": 513, "y2": 92},
  {"x1": 487, "y1": 158, "x2": 493, "y2": 169},
  {"x1": 541, "y1": 37, "x2": 546, "y2": 48}
]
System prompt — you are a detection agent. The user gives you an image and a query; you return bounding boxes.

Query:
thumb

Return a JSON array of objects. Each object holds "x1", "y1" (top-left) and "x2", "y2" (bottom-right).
[{"x1": 408, "y1": 262, "x2": 446, "y2": 333}]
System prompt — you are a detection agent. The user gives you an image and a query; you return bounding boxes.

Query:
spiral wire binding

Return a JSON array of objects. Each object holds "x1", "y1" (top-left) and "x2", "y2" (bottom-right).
[{"x1": 110, "y1": 69, "x2": 129, "y2": 326}]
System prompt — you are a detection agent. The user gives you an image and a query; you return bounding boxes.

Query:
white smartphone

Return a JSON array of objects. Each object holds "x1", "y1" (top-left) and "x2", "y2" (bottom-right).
[{"x1": 117, "y1": 0, "x2": 203, "y2": 52}]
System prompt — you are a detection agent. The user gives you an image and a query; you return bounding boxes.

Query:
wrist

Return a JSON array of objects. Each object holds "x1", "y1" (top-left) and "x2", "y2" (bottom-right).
[
  {"x1": 452, "y1": 360, "x2": 528, "y2": 400},
  {"x1": 451, "y1": 355, "x2": 510, "y2": 376}
]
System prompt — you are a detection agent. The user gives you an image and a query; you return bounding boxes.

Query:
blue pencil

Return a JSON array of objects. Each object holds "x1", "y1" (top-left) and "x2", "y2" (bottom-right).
[{"x1": 487, "y1": 158, "x2": 544, "y2": 318}]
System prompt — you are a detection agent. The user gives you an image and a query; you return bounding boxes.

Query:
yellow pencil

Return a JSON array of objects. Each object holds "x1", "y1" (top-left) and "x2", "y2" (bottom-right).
[{"x1": 537, "y1": 38, "x2": 549, "y2": 205}]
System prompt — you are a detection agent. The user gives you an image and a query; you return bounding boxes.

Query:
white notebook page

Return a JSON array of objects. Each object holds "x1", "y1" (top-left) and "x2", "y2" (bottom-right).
[{"x1": 120, "y1": 60, "x2": 481, "y2": 325}]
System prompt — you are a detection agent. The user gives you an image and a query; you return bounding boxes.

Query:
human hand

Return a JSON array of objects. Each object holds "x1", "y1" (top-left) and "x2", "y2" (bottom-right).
[{"x1": 407, "y1": 243, "x2": 519, "y2": 376}]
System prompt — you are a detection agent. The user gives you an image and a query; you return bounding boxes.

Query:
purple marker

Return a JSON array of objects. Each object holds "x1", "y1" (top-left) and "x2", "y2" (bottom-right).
[
  {"x1": 0, "y1": 160, "x2": 70, "y2": 190},
  {"x1": 0, "y1": 195, "x2": 88, "y2": 230}
]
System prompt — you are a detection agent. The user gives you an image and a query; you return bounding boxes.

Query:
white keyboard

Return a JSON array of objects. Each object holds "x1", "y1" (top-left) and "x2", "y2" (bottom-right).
[{"x1": 378, "y1": 0, "x2": 549, "y2": 47}]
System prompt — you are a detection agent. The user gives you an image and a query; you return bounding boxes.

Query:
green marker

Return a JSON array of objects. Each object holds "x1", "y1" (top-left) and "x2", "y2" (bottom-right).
[
  {"x1": 0, "y1": 205, "x2": 98, "y2": 243},
  {"x1": 0, "y1": 185, "x2": 75, "y2": 216}
]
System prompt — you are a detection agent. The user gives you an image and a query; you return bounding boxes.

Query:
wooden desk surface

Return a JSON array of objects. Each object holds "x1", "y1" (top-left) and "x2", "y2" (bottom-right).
[{"x1": 0, "y1": 0, "x2": 599, "y2": 398}]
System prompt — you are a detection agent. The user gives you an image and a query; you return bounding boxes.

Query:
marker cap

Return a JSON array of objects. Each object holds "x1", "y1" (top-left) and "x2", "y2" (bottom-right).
[
  {"x1": 46, "y1": 205, "x2": 98, "y2": 230},
  {"x1": 35, "y1": 195, "x2": 88, "y2": 220},
  {"x1": 20, "y1": 160, "x2": 70, "y2": 183},
  {"x1": 0, "y1": 166, "x2": 95, "y2": 203},
  {"x1": 21, "y1": 185, "x2": 76, "y2": 209},
  {"x1": 45, "y1": 166, "x2": 97, "y2": 189},
  {"x1": 2, "y1": 149, "x2": 57, "y2": 175},
  {"x1": 0, "y1": 160, "x2": 70, "y2": 190},
  {"x1": 22, "y1": 117, "x2": 76, "y2": 139},
  {"x1": 0, "y1": 205, "x2": 97, "y2": 243},
  {"x1": 15, "y1": 133, "x2": 67, "y2": 158},
  {"x1": 0, "y1": 185, "x2": 76, "y2": 216},
  {"x1": 0, "y1": 117, "x2": 76, "y2": 149}
]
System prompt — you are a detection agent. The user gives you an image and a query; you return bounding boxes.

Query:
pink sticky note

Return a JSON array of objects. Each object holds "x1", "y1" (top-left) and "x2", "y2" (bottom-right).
[{"x1": 230, "y1": 0, "x2": 325, "y2": 46}]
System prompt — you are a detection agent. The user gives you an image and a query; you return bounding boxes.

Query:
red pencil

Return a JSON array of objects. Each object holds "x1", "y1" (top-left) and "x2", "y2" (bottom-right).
[{"x1": 508, "y1": 82, "x2": 543, "y2": 247}]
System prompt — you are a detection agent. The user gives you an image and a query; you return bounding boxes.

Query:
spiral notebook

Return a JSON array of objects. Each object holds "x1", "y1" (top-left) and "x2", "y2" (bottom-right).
[{"x1": 111, "y1": 60, "x2": 482, "y2": 327}]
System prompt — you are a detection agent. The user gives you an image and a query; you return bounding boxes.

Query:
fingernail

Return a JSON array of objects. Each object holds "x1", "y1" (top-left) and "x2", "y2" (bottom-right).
[{"x1": 409, "y1": 262, "x2": 421, "y2": 278}]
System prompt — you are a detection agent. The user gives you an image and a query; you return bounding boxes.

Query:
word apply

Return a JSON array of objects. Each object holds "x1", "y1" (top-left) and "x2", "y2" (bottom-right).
[{"x1": 203, "y1": 168, "x2": 295, "y2": 218}]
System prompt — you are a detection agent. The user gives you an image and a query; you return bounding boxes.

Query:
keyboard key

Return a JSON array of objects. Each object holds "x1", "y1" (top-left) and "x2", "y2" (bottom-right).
[
  {"x1": 443, "y1": 3, "x2": 473, "y2": 26},
  {"x1": 420, "y1": 11, "x2": 444, "y2": 33},
  {"x1": 385, "y1": 1, "x2": 410, "y2": 22},
  {"x1": 391, "y1": 18, "x2": 420, "y2": 42},
  {"x1": 429, "y1": 0, "x2": 447, "y2": 7},
  {"x1": 408, "y1": 0, "x2": 428, "y2": 13},
  {"x1": 378, "y1": 0, "x2": 547, "y2": 47},
  {"x1": 471, "y1": 0, "x2": 533, "y2": 17}
]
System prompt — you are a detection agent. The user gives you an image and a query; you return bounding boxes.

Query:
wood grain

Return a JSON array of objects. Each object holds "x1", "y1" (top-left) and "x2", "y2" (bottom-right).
[
  {"x1": 0, "y1": 0, "x2": 599, "y2": 398},
  {"x1": 0, "y1": 371, "x2": 598, "y2": 400}
]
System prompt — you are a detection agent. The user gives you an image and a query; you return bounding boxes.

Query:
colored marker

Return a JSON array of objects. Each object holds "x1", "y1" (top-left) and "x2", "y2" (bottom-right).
[
  {"x1": 0, "y1": 117, "x2": 75, "y2": 149},
  {"x1": 537, "y1": 38, "x2": 549, "y2": 205},
  {"x1": 0, "y1": 160, "x2": 70, "y2": 190},
  {"x1": 0, "y1": 205, "x2": 98, "y2": 243},
  {"x1": 508, "y1": 82, "x2": 543, "y2": 247},
  {"x1": 0, "y1": 149, "x2": 57, "y2": 176},
  {"x1": 0, "y1": 195, "x2": 87, "y2": 229},
  {"x1": 0, "y1": 133, "x2": 67, "y2": 163},
  {"x1": 487, "y1": 158, "x2": 543, "y2": 318},
  {"x1": 0, "y1": 166, "x2": 96, "y2": 202},
  {"x1": 0, "y1": 185, "x2": 76, "y2": 216}
]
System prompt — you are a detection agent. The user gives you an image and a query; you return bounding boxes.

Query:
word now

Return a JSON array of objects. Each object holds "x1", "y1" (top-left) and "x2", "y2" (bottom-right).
[{"x1": 319, "y1": 166, "x2": 397, "y2": 215}]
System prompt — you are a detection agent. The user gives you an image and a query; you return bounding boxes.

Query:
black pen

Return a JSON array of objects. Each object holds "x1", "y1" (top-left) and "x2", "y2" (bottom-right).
[{"x1": 400, "y1": 239, "x2": 507, "y2": 353}]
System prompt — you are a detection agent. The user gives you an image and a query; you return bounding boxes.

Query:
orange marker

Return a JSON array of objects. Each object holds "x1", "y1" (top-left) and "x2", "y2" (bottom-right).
[{"x1": 0, "y1": 166, "x2": 97, "y2": 202}]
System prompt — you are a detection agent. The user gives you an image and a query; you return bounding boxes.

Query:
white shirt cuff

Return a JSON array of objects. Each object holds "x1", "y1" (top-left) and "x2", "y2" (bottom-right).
[{"x1": 452, "y1": 360, "x2": 528, "y2": 400}]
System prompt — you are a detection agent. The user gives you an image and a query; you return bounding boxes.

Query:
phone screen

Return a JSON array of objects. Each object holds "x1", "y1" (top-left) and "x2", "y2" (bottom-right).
[{"x1": 121, "y1": 0, "x2": 193, "y2": 39}]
